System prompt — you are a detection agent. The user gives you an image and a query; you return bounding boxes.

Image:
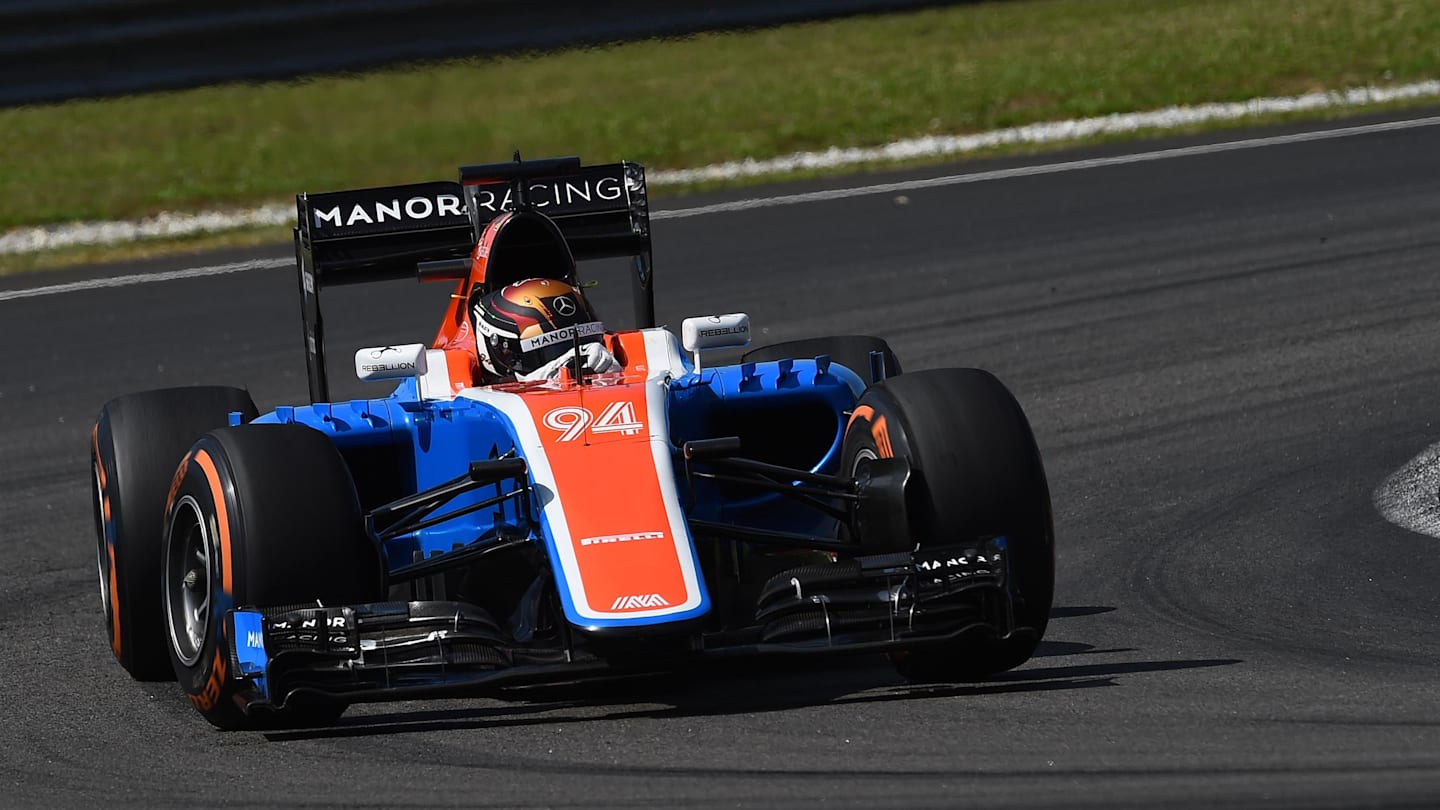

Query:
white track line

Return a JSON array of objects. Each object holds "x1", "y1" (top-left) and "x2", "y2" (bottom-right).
[
  {"x1": 4, "y1": 81, "x2": 1439, "y2": 257},
  {"x1": 657, "y1": 114, "x2": 1440, "y2": 219},
  {"x1": 0, "y1": 258, "x2": 286, "y2": 302},
  {"x1": 4, "y1": 111, "x2": 1440, "y2": 304}
]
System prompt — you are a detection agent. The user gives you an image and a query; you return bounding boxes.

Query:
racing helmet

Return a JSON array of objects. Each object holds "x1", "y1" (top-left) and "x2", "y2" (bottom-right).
[{"x1": 471, "y1": 278, "x2": 604, "y2": 376}]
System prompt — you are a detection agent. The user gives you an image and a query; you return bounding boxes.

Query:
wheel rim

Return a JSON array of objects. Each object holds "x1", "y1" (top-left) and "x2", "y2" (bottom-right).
[
  {"x1": 849, "y1": 446, "x2": 878, "y2": 477},
  {"x1": 91, "y1": 461, "x2": 111, "y2": 621},
  {"x1": 164, "y1": 495, "x2": 212, "y2": 667}
]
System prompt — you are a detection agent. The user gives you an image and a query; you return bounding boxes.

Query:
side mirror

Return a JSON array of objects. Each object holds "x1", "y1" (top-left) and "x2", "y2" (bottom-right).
[
  {"x1": 680, "y1": 313, "x2": 751, "y2": 373},
  {"x1": 354, "y1": 343, "x2": 428, "y2": 382}
]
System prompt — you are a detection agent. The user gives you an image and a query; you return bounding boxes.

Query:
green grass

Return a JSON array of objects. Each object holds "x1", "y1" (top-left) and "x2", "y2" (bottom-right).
[{"x1": 2, "y1": 0, "x2": 1438, "y2": 232}]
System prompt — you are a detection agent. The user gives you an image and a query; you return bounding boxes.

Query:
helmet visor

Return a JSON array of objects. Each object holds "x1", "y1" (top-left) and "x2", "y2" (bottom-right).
[{"x1": 510, "y1": 320, "x2": 605, "y2": 373}]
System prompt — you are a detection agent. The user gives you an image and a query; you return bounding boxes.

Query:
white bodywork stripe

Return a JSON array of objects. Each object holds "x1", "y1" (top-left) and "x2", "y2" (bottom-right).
[
  {"x1": 640, "y1": 327, "x2": 691, "y2": 380},
  {"x1": 418, "y1": 349, "x2": 455, "y2": 401}
]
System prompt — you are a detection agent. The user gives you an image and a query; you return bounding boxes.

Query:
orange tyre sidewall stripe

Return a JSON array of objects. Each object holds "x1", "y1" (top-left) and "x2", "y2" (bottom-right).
[
  {"x1": 846, "y1": 404, "x2": 894, "y2": 459},
  {"x1": 846, "y1": 405, "x2": 875, "y2": 430},
  {"x1": 191, "y1": 449, "x2": 233, "y2": 596},
  {"x1": 92, "y1": 424, "x2": 121, "y2": 657},
  {"x1": 873, "y1": 415, "x2": 893, "y2": 459},
  {"x1": 91, "y1": 425, "x2": 111, "y2": 520},
  {"x1": 107, "y1": 545, "x2": 121, "y2": 657}
]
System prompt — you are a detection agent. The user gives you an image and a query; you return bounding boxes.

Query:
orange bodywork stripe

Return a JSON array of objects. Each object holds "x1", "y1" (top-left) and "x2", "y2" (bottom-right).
[
  {"x1": 192, "y1": 449, "x2": 233, "y2": 595},
  {"x1": 444, "y1": 349, "x2": 478, "y2": 394},
  {"x1": 523, "y1": 385, "x2": 689, "y2": 614},
  {"x1": 610, "y1": 330, "x2": 657, "y2": 378}
]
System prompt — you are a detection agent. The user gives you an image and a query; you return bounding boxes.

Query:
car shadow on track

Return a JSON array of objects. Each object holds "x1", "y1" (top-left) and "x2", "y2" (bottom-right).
[
  {"x1": 1033, "y1": 640, "x2": 1137, "y2": 657},
  {"x1": 1048, "y1": 605, "x2": 1117, "y2": 618},
  {"x1": 263, "y1": 644, "x2": 1241, "y2": 742}
]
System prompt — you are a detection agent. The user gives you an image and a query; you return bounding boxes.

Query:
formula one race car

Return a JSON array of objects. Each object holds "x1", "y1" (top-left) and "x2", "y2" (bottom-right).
[{"x1": 90, "y1": 156, "x2": 1055, "y2": 729}]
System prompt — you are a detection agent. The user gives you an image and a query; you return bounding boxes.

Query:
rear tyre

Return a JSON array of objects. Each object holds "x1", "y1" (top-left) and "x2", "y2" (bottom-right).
[
  {"x1": 163, "y1": 424, "x2": 384, "y2": 730},
  {"x1": 742, "y1": 335, "x2": 902, "y2": 384},
  {"x1": 840, "y1": 368, "x2": 1054, "y2": 681},
  {"x1": 91, "y1": 386, "x2": 258, "y2": 680}
]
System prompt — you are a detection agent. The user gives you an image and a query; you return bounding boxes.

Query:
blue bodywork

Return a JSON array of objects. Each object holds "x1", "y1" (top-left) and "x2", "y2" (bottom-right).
[{"x1": 251, "y1": 338, "x2": 868, "y2": 631}]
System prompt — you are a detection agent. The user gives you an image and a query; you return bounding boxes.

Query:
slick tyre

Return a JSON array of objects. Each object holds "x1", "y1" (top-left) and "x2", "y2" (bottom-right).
[
  {"x1": 742, "y1": 335, "x2": 902, "y2": 383},
  {"x1": 840, "y1": 368, "x2": 1054, "y2": 681},
  {"x1": 91, "y1": 386, "x2": 258, "y2": 681},
  {"x1": 162, "y1": 425, "x2": 384, "y2": 730}
]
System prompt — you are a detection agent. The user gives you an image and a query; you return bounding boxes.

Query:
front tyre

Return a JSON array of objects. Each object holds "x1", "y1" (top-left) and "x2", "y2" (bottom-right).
[
  {"x1": 91, "y1": 386, "x2": 258, "y2": 680},
  {"x1": 840, "y1": 368, "x2": 1054, "y2": 680},
  {"x1": 163, "y1": 425, "x2": 384, "y2": 729}
]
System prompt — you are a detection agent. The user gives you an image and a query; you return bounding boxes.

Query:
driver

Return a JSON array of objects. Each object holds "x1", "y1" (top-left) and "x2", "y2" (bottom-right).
[{"x1": 470, "y1": 278, "x2": 620, "y2": 382}]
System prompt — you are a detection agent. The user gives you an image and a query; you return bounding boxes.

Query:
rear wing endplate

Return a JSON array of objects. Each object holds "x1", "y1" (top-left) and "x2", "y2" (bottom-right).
[{"x1": 293, "y1": 158, "x2": 652, "y2": 402}]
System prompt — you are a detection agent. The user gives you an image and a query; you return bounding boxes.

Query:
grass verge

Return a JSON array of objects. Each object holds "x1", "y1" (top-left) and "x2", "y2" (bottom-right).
[
  {"x1": 1, "y1": 0, "x2": 1438, "y2": 235},
  {"x1": 0, "y1": 227, "x2": 287, "y2": 276}
]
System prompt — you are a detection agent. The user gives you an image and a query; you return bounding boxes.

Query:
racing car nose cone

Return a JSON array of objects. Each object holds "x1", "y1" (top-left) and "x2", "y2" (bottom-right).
[{"x1": 183, "y1": 569, "x2": 200, "y2": 590}]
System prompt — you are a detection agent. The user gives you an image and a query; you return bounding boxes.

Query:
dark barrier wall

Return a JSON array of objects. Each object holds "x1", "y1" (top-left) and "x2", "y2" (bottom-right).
[{"x1": 1, "y1": 0, "x2": 961, "y2": 107}]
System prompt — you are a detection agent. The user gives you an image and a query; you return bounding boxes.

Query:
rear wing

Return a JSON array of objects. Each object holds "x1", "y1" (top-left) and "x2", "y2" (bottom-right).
[{"x1": 293, "y1": 157, "x2": 653, "y2": 402}]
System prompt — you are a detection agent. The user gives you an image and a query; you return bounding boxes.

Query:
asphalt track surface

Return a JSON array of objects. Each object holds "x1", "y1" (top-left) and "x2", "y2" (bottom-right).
[{"x1": 5, "y1": 113, "x2": 1440, "y2": 808}]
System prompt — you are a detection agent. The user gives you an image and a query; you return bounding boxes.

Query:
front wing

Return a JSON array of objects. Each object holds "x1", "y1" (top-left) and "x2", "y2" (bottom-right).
[{"x1": 226, "y1": 539, "x2": 1019, "y2": 714}]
